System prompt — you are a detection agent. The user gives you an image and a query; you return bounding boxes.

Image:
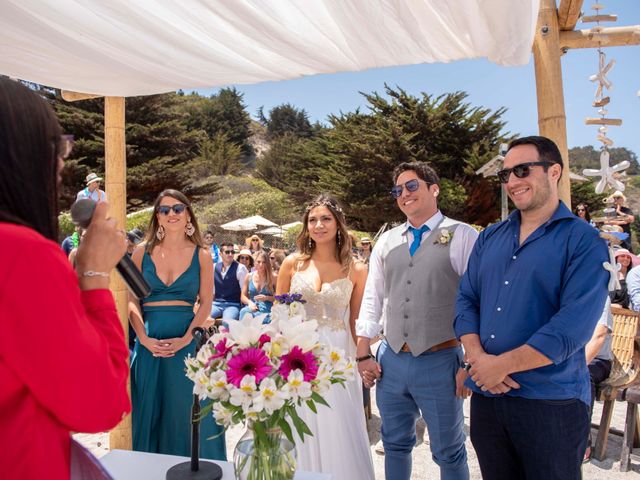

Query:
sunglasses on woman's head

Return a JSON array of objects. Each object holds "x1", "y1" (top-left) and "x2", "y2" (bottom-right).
[
  {"x1": 496, "y1": 161, "x2": 554, "y2": 184},
  {"x1": 157, "y1": 204, "x2": 187, "y2": 215},
  {"x1": 390, "y1": 178, "x2": 424, "y2": 199}
]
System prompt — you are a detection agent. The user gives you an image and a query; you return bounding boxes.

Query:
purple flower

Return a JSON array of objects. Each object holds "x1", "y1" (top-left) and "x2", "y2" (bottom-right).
[
  {"x1": 279, "y1": 346, "x2": 318, "y2": 382},
  {"x1": 274, "y1": 293, "x2": 306, "y2": 305},
  {"x1": 226, "y1": 348, "x2": 272, "y2": 387}
]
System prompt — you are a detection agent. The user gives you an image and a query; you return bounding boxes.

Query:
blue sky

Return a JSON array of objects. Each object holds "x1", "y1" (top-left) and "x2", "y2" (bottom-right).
[{"x1": 197, "y1": 2, "x2": 640, "y2": 158}]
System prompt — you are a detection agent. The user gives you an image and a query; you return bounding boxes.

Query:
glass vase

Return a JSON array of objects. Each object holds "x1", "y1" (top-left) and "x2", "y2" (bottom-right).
[{"x1": 233, "y1": 425, "x2": 297, "y2": 480}]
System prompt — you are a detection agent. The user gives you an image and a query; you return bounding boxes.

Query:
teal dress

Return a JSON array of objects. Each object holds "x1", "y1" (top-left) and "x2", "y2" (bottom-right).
[{"x1": 131, "y1": 247, "x2": 226, "y2": 460}]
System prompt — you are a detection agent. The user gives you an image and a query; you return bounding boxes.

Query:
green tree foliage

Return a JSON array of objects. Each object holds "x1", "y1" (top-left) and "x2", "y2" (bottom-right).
[
  {"x1": 183, "y1": 88, "x2": 252, "y2": 154},
  {"x1": 258, "y1": 103, "x2": 313, "y2": 140},
  {"x1": 197, "y1": 177, "x2": 298, "y2": 227},
  {"x1": 569, "y1": 146, "x2": 639, "y2": 175},
  {"x1": 187, "y1": 132, "x2": 244, "y2": 177}
]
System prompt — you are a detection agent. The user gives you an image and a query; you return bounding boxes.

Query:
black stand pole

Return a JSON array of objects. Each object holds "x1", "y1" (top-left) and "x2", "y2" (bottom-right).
[{"x1": 166, "y1": 327, "x2": 223, "y2": 480}]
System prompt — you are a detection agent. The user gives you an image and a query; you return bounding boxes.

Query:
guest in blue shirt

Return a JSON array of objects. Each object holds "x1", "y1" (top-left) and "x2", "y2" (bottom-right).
[
  {"x1": 203, "y1": 230, "x2": 221, "y2": 264},
  {"x1": 454, "y1": 136, "x2": 609, "y2": 480}
]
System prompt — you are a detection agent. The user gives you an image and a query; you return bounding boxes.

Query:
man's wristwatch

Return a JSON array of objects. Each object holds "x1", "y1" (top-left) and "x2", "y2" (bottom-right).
[{"x1": 356, "y1": 353, "x2": 374, "y2": 363}]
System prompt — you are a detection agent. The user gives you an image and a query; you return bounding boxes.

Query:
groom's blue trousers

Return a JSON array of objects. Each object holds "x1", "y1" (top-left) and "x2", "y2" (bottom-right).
[{"x1": 376, "y1": 340, "x2": 469, "y2": 480}]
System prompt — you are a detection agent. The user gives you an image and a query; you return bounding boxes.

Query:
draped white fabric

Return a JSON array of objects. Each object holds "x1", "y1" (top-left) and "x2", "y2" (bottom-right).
[{"x1": 0, "y1": 0, "x2": 539, "y2": 96}]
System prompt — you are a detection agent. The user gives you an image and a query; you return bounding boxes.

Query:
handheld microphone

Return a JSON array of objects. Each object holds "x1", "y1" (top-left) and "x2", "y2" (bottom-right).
[{"x1": 70, "y1": 199, "x2": 151, "y2": 299}]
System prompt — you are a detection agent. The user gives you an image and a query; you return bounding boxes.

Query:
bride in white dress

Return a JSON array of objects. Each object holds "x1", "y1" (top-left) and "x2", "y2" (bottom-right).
[{"x1": 276, "y1": 194, "x2": 374, "y2": 480}]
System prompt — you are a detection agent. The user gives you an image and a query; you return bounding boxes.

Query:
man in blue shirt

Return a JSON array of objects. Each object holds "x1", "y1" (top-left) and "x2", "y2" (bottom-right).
[{"x1": 454, "y1": 136, "x2": 609, "y2": 480}]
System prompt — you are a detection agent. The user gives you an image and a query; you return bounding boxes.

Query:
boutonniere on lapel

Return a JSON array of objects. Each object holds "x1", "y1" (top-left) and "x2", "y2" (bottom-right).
[{"x1": 434, "y1": 228, "x2": 453, "y2": 245}]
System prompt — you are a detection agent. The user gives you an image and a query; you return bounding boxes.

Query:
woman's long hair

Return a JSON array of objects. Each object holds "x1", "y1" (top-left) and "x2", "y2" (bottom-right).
[
  {"x1": 296, "y1": 193, "x2": 353, "y2": 272},
  {"x1": 254, "y1": 251, "x2": 275, "y2": 294},
  {"x1": 144, "y1": 189, "x2": 203, "y2": 252},
  {"x1": 0, "y1": 78, "x2": 62, "y2": 240}
]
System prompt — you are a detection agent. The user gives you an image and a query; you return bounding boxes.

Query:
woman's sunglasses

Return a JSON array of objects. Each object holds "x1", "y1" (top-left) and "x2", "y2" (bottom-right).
[
  {"x1": 157, "y1": 204, "x2": 187, "y2": 215},
  {"x1": 390, "y1": 179, "x2": 424, "y2": 199},
  {"x1": 496, "y1": 161, "x2": 554, "y2": 184},
  {"x1": 238, "y1": 256, "x2": 250, "y2": 261}
]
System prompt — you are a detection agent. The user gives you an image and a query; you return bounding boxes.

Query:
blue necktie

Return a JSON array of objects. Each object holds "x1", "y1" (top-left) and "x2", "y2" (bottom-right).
[{"x1": 409, "y1": 225, "x2": 430, "y2": 257}]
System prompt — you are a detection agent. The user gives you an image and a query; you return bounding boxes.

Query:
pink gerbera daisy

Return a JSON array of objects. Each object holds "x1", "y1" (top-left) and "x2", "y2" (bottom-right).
[
  {"x1": 279, "y1": 346, "x2": 318, "y2": 382},
  {"x1": 226, "y1": 347, "x2": 272, "y2": 387},
  {"x1": 207, "y1": 338, "x2": 233, "y2": 365}
]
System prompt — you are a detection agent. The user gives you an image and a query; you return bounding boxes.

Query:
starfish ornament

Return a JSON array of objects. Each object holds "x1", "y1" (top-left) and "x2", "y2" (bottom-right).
[
  {"x1": 589, "y1": 51, "x2": 615, "y2": 100},
  {"x1": 582, "y1": 148, "x2": 630, "y2": 194}
]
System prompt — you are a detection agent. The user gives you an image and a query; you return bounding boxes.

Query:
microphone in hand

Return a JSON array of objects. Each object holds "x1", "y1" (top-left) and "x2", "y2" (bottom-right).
[{"x1": 70, "y1": 199, "x2": 151, "y2": 298}]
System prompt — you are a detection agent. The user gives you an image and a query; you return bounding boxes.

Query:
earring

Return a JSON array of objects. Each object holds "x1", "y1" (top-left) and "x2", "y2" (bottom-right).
[
  {"x1": 185, "y1": 220, "x2": 195, "y2": 237},
  {"x1": 156, "y1": 225, "x2": 165, "y2": 241},
  {"x1": 308, "y1": 237, "x2": 313, "y2": 250},
  {"x1": 337, "y1": 230, "x2": 342, "y2": 245}
]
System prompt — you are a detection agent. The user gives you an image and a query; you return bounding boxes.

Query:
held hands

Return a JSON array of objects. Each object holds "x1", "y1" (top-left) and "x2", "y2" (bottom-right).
[
  {"x1": 357, "y1": 358, "x2": 382, "y2": 388},
  {"x1": 467, "y1": 352, "x2": 520, "y2": 394},
  {"x1": 141, "y1": 336, "x2": 191, "y2": 357}
]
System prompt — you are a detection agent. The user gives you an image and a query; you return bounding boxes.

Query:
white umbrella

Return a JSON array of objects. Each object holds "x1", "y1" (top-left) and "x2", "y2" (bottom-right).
[
  {"x1": 280, "y1": 221, "x2": 302, "y2": 231},
  {"x1": 220, "y1": 215, "x2": 278, "y2": 231},
  {"x1": 256, "y1": 226, "x2": 283, "y2": 235}
]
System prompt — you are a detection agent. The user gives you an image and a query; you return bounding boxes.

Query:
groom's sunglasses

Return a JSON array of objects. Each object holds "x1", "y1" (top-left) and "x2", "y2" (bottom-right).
[
  {"x1": 496, "y1": 161, "x2": 554, "y2": 184},
  {"x1": 390, "y1": 179, "x2": 427, "y2": 199},
  {"x1": 157, "y1": 204, "x2": 187, "y2": 215}
]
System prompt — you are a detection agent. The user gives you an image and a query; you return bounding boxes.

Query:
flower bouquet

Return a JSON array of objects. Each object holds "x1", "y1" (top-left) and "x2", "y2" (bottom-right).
[{"x1": 185, "y1": 293, "x2": 354, "y2": 480}]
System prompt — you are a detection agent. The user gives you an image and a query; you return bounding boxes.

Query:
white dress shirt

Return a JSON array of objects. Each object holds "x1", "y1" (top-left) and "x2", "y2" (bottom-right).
[{"x1": 356, "y1": 210, "x2": 479, "y2": 339}]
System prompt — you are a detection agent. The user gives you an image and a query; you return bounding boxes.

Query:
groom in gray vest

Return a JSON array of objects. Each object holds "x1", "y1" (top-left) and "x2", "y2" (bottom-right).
[{"x1": 356, "y1": 161, "x2": 477, "y2": 480}]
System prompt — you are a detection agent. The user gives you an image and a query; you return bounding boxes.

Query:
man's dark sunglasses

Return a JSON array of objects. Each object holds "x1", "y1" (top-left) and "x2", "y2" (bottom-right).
[
  {"x1": 496, "y1": 161, "x2": 554, "y2": 184},
  {"x1": 390, "y1": 178, "x2": 425, "y2": 199},
  {"x1": 223, "y1": 250, "x2": 234, "y2": 255},
  {"x1": 157, "y1": 204, "x2": 187, "y2": 215}
]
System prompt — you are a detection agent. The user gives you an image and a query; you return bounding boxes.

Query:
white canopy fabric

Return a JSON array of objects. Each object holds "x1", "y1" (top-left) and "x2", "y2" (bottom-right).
[
  {"x1": 220, "y1": 215, "x2": 278, "y2": 231},
  {"x1": 0, "y1": 0, "x2": 539, "y2": 96}
]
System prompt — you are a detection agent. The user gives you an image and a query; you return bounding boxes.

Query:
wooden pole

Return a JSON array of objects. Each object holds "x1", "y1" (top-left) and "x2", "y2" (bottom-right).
[
  {"x1": 104, "y1": 96, "x2": 132, "y2": 450},
  {"x1": 560, "y1": 25, "x2": 640, "y2": 50},
  {"x1": 533, "y1": 0, "x2": 571, "y2": 207},
  {"x1": 557, "y1": 0, "x2": 584, "y2": 31}
]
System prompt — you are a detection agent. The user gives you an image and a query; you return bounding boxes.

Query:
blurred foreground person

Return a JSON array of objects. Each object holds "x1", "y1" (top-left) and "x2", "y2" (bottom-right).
[{"x1": 0, "y1": 78, "x2": 130, "y2": 479}]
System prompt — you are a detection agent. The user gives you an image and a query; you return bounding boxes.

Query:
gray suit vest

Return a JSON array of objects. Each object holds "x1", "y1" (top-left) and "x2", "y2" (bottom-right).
[{"x1": 380, "y1": 217, "x2": 462, "y2": 356}]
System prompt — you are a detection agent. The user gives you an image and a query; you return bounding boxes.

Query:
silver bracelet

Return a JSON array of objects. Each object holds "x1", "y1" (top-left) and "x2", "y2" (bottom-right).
[{"x1": 81, "y1": 270, "x2": 110, "y2": 278}]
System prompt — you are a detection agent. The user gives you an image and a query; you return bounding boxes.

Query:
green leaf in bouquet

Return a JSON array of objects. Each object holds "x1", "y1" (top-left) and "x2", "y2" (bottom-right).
[
  {"x1": 277, "y1": 417, "x2": 295, "y2": 445},
  {"x1": 253, "y1": 419, "x2": 268, "y2": 444},
  {"x1": 305, "y1": 400, "x2": 317, "y2": 414},
  {"x1": 289, "y1": 407, "x2": 313, "y2": 440},
  {"x1": 310, "y1": 392, "x2": 330, "y2": 408}
]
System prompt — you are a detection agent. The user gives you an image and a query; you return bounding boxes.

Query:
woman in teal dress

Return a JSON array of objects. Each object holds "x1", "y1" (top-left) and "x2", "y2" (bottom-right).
[
  {"x1": 129, "y1": 189, "x2": 225, "y2": 459},
  {"x1": 239, "y1": 251, "x2": 276, "y2": 323}
]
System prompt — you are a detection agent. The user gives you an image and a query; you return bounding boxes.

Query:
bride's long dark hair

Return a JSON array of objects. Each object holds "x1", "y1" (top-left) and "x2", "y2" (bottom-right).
[{"x1": 296, "y1": 193, "x2": 353, "y2": 273}]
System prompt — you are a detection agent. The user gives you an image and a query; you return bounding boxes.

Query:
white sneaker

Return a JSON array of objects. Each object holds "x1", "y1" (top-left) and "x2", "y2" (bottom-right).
[{"x1": 374, "y1": 439, "x2": 385, "y2": 455}]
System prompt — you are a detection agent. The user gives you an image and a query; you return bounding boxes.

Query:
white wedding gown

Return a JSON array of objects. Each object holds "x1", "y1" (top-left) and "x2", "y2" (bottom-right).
[{"x1": 290, "y1": 272, "x2": 375, "y2": 480}]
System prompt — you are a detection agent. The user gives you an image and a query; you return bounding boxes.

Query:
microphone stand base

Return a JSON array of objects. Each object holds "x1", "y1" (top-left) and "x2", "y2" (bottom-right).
[{"x1": 166, "y1": 461, "x2": 223, "y2": 480}]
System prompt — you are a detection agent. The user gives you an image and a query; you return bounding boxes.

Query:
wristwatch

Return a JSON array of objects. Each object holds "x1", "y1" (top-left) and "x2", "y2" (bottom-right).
[
  {"x1": 356, "y1": 353, "x2": 374, "y2": 363},
  {"x1": 460, "y1": 361, "x2": 471, "y2": 372}
]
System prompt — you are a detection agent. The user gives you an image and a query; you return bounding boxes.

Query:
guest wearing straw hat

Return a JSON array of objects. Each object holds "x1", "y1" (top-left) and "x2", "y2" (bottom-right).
[
  {"x1": 245, "y1": 234, "x2": 265, "y2": 255},
  {"x1": 76, "y1": 172, "x2": 107, "y2": 202},
  {"x1": 604, "y1": 191, "x2": 635, "y2": 252},
  {"x1": 359, "y1": 236, "x2": 373, "y2": 266}
]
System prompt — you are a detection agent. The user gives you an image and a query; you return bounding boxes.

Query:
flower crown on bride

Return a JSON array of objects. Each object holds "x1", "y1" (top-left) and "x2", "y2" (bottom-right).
[{"x1": 305, "y1": 200, "x2": 344, "y2": 215}]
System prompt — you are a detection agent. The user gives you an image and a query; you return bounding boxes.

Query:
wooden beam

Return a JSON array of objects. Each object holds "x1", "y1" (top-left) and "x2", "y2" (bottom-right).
[
  {"x1": 585, "y1": 117, "x2": 623, "y2": 126},
  {"x1": 558, "y1": 0, "x2": 584, "y2": 31},
  {"x1": 60, "y1": 90, "x2": 102, "y2": 102},
  {"x1": 104, "y1": 96, "x2": 132, "y2": 451},
  {"x1": 582, "y1": 14, "x2": 618, "y2": 23},
  {"x1": 533, "y1": 0, "x2": 571, "y2": 207},
  {"x1": 560, "y1": 25, "x2": 640, "y2": 49}
]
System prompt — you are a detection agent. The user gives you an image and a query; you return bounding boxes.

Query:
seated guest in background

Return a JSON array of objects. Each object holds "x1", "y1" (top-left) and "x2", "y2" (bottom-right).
[
  {"x1": 359, "y1": 236, "x2": 373, "y2": 266},
  {"x1": 269, "y1": 248, "x2": 286, "y2": 275},
  {"x1": 246, "y1": 234, "x2": 265, "y2": 254},
  {"x1": 0, "y1": 77, "x2": 130, "y2": 479},
  {"x1": 610, "y1": 248, "x2": 639, "y2": 308},
  {"x1": 628, "y1": 264, "x2": 640, "y2": 312},
  {"x1": 68, "y1": 229, "x2": 87, "y2": 267},
  {"x1": 211, "y1": 242, "x2": 248, "y2": 323},
  {"x1": 61, "y1": 225, "x2": 83, "y2": 256},
  {"x1": 239, "y1": 251, "x2": 276, "y2": 323},
  {"x1": 128, "y1": 189, "x2": 225, "y2": 459},
  {"x1": 76, "y1": 172, "x2": 107, "y2": 202},
  {"x1": 203, "y1": 229, "x2": 221, "y2": 264},
  {"x1": 584, "y1": 297, "x2": 613, "y2": 462},
  {"x1": 605, "y1": 191, "x2": 635, "y2": 252},
  {"x1": 574, "y1": 203, "x2": 595, "y2": 227},
  {"x1": 237, "y1": 248, "x2": 255, "y2": 272}
]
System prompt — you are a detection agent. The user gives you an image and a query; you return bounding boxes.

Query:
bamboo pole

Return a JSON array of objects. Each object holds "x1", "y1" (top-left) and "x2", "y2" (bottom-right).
[
  {"x1": 104, "y1": 96, "x2": 132, "y2": 450},
  {"x1": 557, "y1": 0, "x2": 584, "y2": 31},
  {"x1": 533, "y1": 0, "x2": 571, "y2": 207},
  {"x1": 560, "y1": 25, "x2": 640, "y2": 49}
]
